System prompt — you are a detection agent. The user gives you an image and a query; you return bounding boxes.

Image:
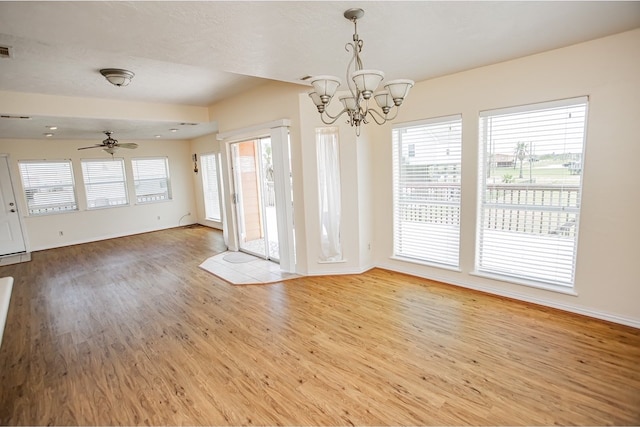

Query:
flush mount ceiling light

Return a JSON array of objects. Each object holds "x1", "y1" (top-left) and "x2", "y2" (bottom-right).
[
  {"x1": 100, "y1": 68, "x2": 135, "y2": 87},
  {"x1": 308, "y1": 8, "x2": 414, "y2": 135}
]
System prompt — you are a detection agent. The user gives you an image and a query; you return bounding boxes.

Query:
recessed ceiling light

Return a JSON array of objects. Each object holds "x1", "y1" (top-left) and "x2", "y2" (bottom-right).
[
  {"x1": 46, "y1": 126, "x2": 58, "y2": 130},
  {"x1": 44, "y1": 133, "x2": 54, "y2": 137},
  {"x1": 170, "y1": 128, "x2": 178, "y2": 132},
  {"x1": 179, "y1": 122, "x2": 198, "y2": 126},
  {"x1": 155, "y1": 135, "x2": 161, "y2": 138}
]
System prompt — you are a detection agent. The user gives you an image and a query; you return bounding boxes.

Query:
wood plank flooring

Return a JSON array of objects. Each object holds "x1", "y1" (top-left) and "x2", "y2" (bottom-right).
[{"x1": 0, "y1": 225, "x2": 638, "y2": 425}]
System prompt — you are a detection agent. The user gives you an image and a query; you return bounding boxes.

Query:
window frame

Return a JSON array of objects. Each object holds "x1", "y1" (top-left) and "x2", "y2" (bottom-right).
[
  {"x1": 200, "y1": 153, "x2": 222, "y2": 222},
  {"x1": 391, "y1": 114, "x2": 463, "y2": 269},
  {"x1": 18, "y1": 159, "x2": 78, "y2": 216},
  {"x1": 80, "y1": 157, "x2": 130, "y2": 210},
  {"x1": 131, "y1": 156, "x2": 172, "y2": 204},
  {"x1": 475, "y1": 96, "x2": 589, "y2": 292}
]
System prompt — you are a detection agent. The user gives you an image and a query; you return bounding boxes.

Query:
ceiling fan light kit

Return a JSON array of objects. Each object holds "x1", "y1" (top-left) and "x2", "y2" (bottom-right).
[
  {"x1": 77, "y1": 131, "x2": 138, "y2": 156},
  {"x1": 308, "y1": 8, "x2": 414, "y2": 135},
  {"x1": 100, "y1": 68, "x2": 135, "y2": 87}
]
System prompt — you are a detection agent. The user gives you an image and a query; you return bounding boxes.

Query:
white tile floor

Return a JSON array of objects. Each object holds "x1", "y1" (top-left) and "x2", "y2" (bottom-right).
[{"x1": 199, "y1": 251, "x2": 299, "y2": 285}]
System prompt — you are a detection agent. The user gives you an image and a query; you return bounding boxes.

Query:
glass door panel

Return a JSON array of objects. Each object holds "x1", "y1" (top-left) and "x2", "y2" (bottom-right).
[{"x1": 231, "y1": 138, "x2": 279, "y2": 261}]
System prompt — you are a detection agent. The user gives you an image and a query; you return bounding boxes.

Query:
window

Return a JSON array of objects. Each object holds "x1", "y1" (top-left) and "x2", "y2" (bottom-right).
[
  {"x1": 131, "y1": 157, "x2": 171, "y2": 203},
  {"x1": 201, "y1": 153, "x2": 221, "y2": 221},
  {"x1": 477, "y1": 97, "x2": 588, "y2": 288},
  {"x1": 18, "y1": 160, "x2": 78, "y2": 215},
  {"x1": 316, "y1": 127, "x2": 342, "y2": 262},
  {"x1": 393, "y1": 116, "x2": 462, "y2": 267},
  {"x1": 81, "y1": 158, "x2": 128, "y2": 209}
]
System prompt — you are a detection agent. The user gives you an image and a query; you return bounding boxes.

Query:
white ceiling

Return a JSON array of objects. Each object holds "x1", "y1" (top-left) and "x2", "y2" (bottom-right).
[{"x1": 1, "y1": 1, "x2": 639, "y2": 141}]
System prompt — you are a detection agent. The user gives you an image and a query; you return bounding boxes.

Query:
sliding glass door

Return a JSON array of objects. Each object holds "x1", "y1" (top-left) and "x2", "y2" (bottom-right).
[{"x1": 231, "y1": 137, "x2": 279, "y2": 261}]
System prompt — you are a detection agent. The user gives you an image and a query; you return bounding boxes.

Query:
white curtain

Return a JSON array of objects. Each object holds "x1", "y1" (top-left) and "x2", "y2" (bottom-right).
[{"x1": 316, "y1": 127, "x2": 343, "y2": 262}]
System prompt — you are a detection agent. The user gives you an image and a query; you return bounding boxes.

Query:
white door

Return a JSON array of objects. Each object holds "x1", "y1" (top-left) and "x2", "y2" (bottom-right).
[{"x1": 0, "y1": 157, "x2": 26, "y2": 255}]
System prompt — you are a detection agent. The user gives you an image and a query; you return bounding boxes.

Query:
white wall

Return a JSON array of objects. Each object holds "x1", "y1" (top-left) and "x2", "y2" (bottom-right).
[
  {"x1": 0, "y1": 138, "x2": 197, "y2": 251},
  {"x1": 372, "y1": 28, "x2": 640, "y2": 327}
]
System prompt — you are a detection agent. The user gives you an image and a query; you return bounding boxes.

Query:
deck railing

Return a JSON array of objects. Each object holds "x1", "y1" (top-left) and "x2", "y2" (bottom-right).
[{"x1": 398, "y1": 183, "x2": 580, "y2": 237}]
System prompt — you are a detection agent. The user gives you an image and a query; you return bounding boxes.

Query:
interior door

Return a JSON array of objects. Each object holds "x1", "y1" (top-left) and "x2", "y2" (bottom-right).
[
  {"x1": 231, "y1": 138, "x2": 279, "y2": 261},
  {"x1": 0, "y1": 157, "x2": 27, "y2": 255}
]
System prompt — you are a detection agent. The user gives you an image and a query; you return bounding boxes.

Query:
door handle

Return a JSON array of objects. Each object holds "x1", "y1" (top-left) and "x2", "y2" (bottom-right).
[{"x1": 10, "y1": 209, "x2": 16, "y2": 213}]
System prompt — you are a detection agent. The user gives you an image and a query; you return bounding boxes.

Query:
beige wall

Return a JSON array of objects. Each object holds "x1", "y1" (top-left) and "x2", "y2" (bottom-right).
[
  {"x1": 298, "y1": 92, "x2": 376, "y2": 275},
  {"x1": 207, "y1": 81, "x2": 309, "y2": 272},
  {"x1": 0, "y1": 138, "x2": 197, "y2": 250},
  {"x1": 371, "y1": 28, "x2": 640, "y2": 326}
]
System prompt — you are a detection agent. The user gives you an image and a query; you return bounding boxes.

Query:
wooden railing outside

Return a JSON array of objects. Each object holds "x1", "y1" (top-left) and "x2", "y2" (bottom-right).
[{"x1": 398, "y1": 183, "x2": 580, "y2": 237}]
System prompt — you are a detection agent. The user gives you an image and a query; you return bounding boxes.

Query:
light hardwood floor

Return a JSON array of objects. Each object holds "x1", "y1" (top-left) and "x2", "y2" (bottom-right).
[{"x1": 0, "y1": 225, "x2": 638, "y2": 425}]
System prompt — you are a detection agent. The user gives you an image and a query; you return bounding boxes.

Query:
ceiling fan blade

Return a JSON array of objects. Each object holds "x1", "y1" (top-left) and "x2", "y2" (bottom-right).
[
  {"x1": 117, "y1": 143, "x2": 139, "y2": 149},
  {"x1": 77, "y1": 145, "x2": 103, "y2": 150}
]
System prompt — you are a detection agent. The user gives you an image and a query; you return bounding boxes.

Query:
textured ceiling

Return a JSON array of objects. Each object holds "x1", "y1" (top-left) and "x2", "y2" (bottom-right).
[{"x1": 0, "y1": 1, "x2": 639, "y2": 141}]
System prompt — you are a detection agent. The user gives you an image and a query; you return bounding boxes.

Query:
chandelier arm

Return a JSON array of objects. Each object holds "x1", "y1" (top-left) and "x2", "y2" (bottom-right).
[
  {"x1": 383, "y1": 107, "x2": 401, "y2": 121},
  {"x1": 320, "y1": 109, "x2": 348, "y2": 125},
  {"x1": 322, "y1": 108, "x2": 342, "y2": 120},
  {"x1": 366, "y1": 109, "x2": 388, "y2": 125}
]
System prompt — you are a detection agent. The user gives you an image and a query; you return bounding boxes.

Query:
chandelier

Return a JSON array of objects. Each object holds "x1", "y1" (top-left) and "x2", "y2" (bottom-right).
[{"x1": 308, "y1": 8, "x2": 414, "y2": 135}]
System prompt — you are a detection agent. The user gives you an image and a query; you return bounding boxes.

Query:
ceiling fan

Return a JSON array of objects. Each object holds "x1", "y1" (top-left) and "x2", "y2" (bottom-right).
[{"x1": 77, "y1": 131, "x2": 138, "y2": 155}]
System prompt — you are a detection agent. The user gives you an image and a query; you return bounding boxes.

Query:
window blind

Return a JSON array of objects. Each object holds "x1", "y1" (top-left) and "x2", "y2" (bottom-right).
[
  {"x1": 392, "y1": 115, "x2": 462, "y2": 267},
  {"x1": 477, "y1": 97, "x2": 588, "y2": 287},
  {"x1": 18, "y1": 160, "x2": 78, "y2": 215},
  {"x1": 132, "y1": 157, "x2": 171, "y2": 203},
  {"x1": 81, "y1": 158, "x2": 129, "y2": 209},
  {"x1": 201, "y1": 154, "x2": 221, "y2": 221}
]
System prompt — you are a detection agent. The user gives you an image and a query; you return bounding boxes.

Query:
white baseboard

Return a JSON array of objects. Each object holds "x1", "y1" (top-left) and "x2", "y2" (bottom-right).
[
  {"x1": 31, "y1": 222, "x2": 197, "y2": 252},
  {"x1": 377, "y1": 261, "x2": 640, "y2": 329},
  {"x1": 305, "y1": 264, "x2": 375, "y2": 277},
  {"x1": 0, "y1": 252, "x2": 31, "y2": 266}
]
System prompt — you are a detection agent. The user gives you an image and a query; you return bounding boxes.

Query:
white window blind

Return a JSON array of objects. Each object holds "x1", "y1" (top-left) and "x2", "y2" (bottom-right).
[
  {"x1": 131, "y1": 157, "x2": 171, "y2": 203},
  {"x1": 81, "y1": 158, "x2": 129, "y2": 209},
  {"x1": 18, "y1": 160, "x2": 78, "y2": 215},
  {"x1": 316, "y1": 127, "x2": 342, "y2": 262},
  {"x1": 392, "y1": 115, "x2": 462, "y2": 267},
  {"x1": 477, "y1": 97, "x2": 588, "y2": 287},
  {"x1": 201, "y1": 153, "x2": 221, "y2": 221}
]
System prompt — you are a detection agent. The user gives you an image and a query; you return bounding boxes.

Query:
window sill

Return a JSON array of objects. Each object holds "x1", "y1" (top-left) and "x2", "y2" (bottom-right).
[
  {"x1": 135, "y1": 199, "x2": 172, "y2": 205},
  {"x1": 470, "y1": 271, "x2": 578, "y2": 296},
  {"x1": 317, "y1": 259, "x2": 347, "y2": 264},
  {"x1": 390, "y1": 255, "x2": 462, "y2": 273}
]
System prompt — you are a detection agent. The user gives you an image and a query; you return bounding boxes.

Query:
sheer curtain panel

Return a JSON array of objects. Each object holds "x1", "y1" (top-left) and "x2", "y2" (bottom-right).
[{"x1": 316, "y1": 127, "x2": 343, "y2": 262}]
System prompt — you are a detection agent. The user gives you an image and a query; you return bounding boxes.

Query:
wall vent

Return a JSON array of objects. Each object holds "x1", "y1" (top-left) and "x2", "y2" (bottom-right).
[
  {"x1": 0, "y1": 115, "x2": 32, "y2": 120},
  {"x1": 0, "y1": 46, "x2": 12, "y2": 59}
]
